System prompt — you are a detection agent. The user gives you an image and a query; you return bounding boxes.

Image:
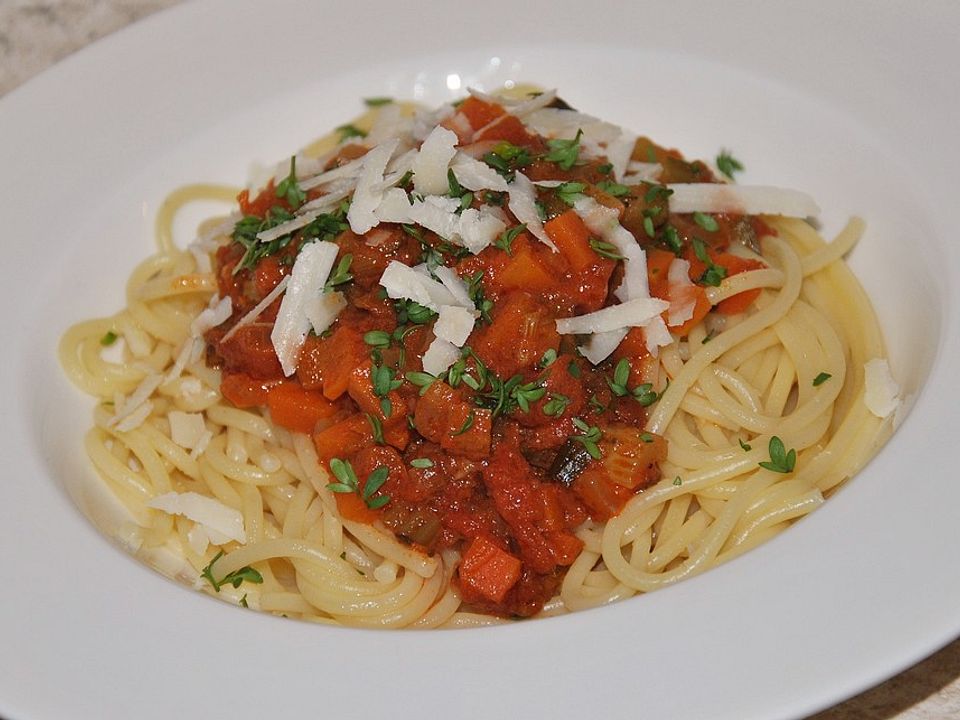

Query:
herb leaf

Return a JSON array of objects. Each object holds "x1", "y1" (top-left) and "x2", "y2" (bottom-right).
[
  {"x1": 544, "y1": 129, "x2": 583, "y2": 170},
  {"x1": 813, "y1": 372, "x2": 832, "y2": 386},
  {"x1": 201, "y1": 550, "x2": 264, "y2": 593},
  {"x1": 758, "y1": 436, "x2": 797, "y2": 474},
  {"x1": 557, "y1": 181, "x2": 586, "y2": 206},
  {"x1": 716, "y1": 150, "x2": 744, "y2": 180},
  {"x1": 572, "y1": 417, "x2": 603, "y2": 459}
]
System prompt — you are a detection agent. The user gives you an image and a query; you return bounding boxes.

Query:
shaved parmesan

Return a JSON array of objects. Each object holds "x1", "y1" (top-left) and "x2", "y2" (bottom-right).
[
  {"x1": 303, "y1": 291, "x2": 347, "y2": 336},
  {"x1": 556, "y1": 297, "x2": 669, "y2": 335},
  {"x1": 450, "y1": 153, "x2": 509, "y2": 192},
  {"x1": 375, "y1": 187, "x2": 414, "y2": 223},
  {"x1": 190, "y1": 295, "x2": 232, "y2": 337},
  {"x1": 412, "y1": 125, "x2": 458, "y2": 196},
  {"x1": 271, "y1": 241, "x2": 340, "y2": 376},
  {"x1": 864, "y1": 358, "x2": 900, "y2": 418},
  {"x1": 604, "y1": 130, "x2": 637, "y2": 182},
  {"x1": 380, "y1": 260, "x2": 459, "y2": 310},
  {"x1": 644, "y1": 316, "x2": 673, "y2": 353},
  {"x1": 408, "y1": 195, "x2": 462, "y2": 240},
  {"x1": 432, "y1": 266, "x2": 473, "y2": 308},
  {"x1": 168, "y1": 410, "x2": 207, "y2": 450},
  {"x1": 435, "y1": 305, "x2": 476, "y2": 347},
  {"x1": 220, "y1": 275, "x2": 289, "y2": 344},
  {"x1": 422, "y1": 337, "x2": 461, "y2": 376},
  {"x1": 347, "y1": 139, "x2": 399, "y2": 234},
  {"x1": 108, "y1": 373, "x2": 163, "y2": 429},
  {"x1": 366, "y1": 103, "x2": 412, "y2": 146},
  {"x1": 299, "y1": 154, "x2": 365, "y2": 191},
  {"x1": 579, "y1": 328, "x2": 629, "y2": 365},
  {"x1": 666, "y1": 258, "x2": 697, "y2": 327},
  {"x1": 147, "y1": 491, "x2": 246, "y2": 545},
  {"x1": 114, "y1": 401, "x2": 153, "y2": 433},
  {"x1": 508, "y1": 172, "x2": 557, "y2": 251},
  {"x1": 457, "y1": 207, "x2": 506, "y2": 253},
  {"x1": 667, "y1": 184, "x2": 820, "y2": 218},
  {"x1": 573, "y1": 197, "x2": 649, "y2": 302}
]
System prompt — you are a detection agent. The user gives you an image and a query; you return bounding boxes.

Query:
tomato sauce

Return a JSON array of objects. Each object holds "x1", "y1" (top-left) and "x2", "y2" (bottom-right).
[{"x1": 205, "y1": 95, "x2": 766, "y2": 617}]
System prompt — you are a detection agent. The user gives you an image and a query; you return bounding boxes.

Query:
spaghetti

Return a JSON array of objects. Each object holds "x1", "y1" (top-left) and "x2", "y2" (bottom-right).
[{"x1": 59, "y1": 90, "x2": 897, "y2": 627}]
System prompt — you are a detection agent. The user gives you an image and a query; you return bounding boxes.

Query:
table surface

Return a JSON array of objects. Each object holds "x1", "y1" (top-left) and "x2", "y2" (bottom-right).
[{"x1": 3, "y1": 2, "x2": 959, "y2": 719}]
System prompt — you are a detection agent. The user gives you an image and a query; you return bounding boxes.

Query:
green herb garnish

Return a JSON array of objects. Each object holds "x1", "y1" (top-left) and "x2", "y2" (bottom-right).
[
  {"x1": 716, "y1": 150, "x2": 744, "y2": 180},
  {"x1": 758, "y1": 436, "x2": 797, "y2": 474},
  {"x1": 572, "y1": 417, "x2": 603, "y2": 459},
  {"x1": 544, "y1": 129, "x2": 583, "y2": 170},
  {"x1": 201, "y1": 551, "x2": 263, "y2": 592},
  {"x1": 327, "y1": 458, "x2": 391, "y2": 509}
]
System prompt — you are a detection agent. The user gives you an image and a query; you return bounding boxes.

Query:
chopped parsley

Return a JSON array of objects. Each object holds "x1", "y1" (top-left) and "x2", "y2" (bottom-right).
[
  {"x1": 557, "y1": 181, "x2": 586, "y2": 206},
  {"x1": 716, "y1": 150, "x2": 744, "y2": 180},
  {"x1": 494, "y1": 224, "x2": 527, "y2": 255},
  {"x1": 452, "y1": 410, "x2": 476, "y2": 436},
  {"x1": 692, "y1": 238, "x2": 727, "y2": 287},
  {"x1": 201, "y1": 551, "x2": 263, "y2": 592},
  {"x1": 327, "y1": 458, "x2": 391, "y2": 509},
  {"x1": 813, "y1": 372, "x2": 832, "y2": 386},
  {"x1": 364, "y1": 96, "x2": 394, "y2": 107},
  {"x1": 323, "y1": 253, "x2": 354, "y2": 291},
  {"x1": 365, "y1": 413, "x2": 385, "y2": 444},
  {"x1": 100, "y1": 330, "x2": 118, "y2": 346},
  {"x1": 693, "y1": 211, "x2": 719, "y2": 233},
  {"x1": 596, "y1": 180, "x2": 631, "y2": 197},
  {"x1": 275, "y1": 156, "x2": 306, "y2": 209},
  {"x1": 544, "y1": 129, "x2": 583, "y2": 170},
  {"x1": 542, "y1": 393, "x2": 571, "y2": 417},
  {"x1": 571, "y1": 418, "x2": 603, "y2": 459},
  {"x1": 371, "y1": 361, "x2": 402, "y2": 416},
  {"x1": 758, "y1": 436, "x2": 797, "y2": 474},
  {"x1": 588, "y1": 237, "x2": 626, "y2": 260},
  {"x1": 410, "y1": 458, "x2": 434, "y2": 469},
  {"x1": 336, "y1": 123, "x2": 367, "y2": 142}
]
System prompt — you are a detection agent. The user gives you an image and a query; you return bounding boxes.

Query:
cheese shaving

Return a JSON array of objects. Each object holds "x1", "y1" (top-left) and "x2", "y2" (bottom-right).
[
  {"x1": 412, "y1": 125, "x2": 458, "y2": 196},
  {"x1": 347, "y1": 139, "x2": 400, "y2": 235},
  {"x1": 422, "y1": 337, "x2": 461, "y2": 376},
  {"x1": 667, "y1": 184, "x2": 820, "y2": 218},
  {"x1": 271, "y1": 241, "x2": 340, "y2": 376},
  {"x1": 508, "y1": 172, "x2": 557, "y2": 251},
  {"x1": 864, "y1": 358, "x2": 901, "y2": 418},
  {"x1": 556, "y1": 297, "x2": 670, "y2": 335},
  {"x1": 147, "y1": 491, "x2": 246, "y2": 545}
]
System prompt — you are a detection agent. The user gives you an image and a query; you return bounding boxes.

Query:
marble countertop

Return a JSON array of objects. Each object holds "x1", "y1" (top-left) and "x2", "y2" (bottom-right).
[{"x1": 3, "y1": 2, "x2": 958, "y2": 719}]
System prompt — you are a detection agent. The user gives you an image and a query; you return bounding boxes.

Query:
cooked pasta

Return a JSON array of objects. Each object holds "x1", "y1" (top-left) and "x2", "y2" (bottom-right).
[{"x1": 59, "y1": 89, "x2": 897, "y2": 627}]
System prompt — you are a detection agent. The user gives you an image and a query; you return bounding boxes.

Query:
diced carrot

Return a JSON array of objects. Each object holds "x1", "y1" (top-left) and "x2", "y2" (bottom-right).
[
  {"x1": 333, "y1": 490, "x2": 379, "y2": 525},
  {"x1": 497, "y1": 237, "x2": 556, "y2": 292},
  {"x1": 472, "y1": 292, "x2": 560, "y2": 378},
  {"x1": 646, "y1": 248, "x2": 676, "y2": 299},
  {"x1": 441, "y1": 405, "x2": 492, "y2": 460},
  {"x1": 458, "y1": 534, "x2": 523, "y2": 604},
  {"x1": 220, "y1": 371, "x2": 278, "y2": 408},
  {"x1": 266, "y1": 382, "x2": 338, "y2": 435},
  {"x1": 545, "y1": 210, "x2": 606, "y2": 274},
  {"x1": 475, "y1": 115, "x2": 537, "y2": 147},
  {"x1": 547, "y1": 530, "x2": 584, "y2": 566},
  {"x1": 571, "y1": 465, "x2": 635, "y2": 521},
  {"x1": 714, "y1": 255, "x2": 765, "y2": 315},
  {"x1": 312, "y1": 414, "x2": 372, "y2": 463},
  {"x1": 669, "y1": 285, "x2": 712, "y2": 337},
  {"x1": 457, "y1": 96, "x2": 505, "y2": 130}
]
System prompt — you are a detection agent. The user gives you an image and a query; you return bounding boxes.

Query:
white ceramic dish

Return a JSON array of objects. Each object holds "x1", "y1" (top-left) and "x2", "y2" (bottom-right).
[{"x1": 2, "y1": 2, "x2": 958, "y2": 719}]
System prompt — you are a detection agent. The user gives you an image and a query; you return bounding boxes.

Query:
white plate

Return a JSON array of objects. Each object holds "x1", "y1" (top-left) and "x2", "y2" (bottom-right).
[{"x1": 2, "y1": 2, "x2": 958, "y2": 719}]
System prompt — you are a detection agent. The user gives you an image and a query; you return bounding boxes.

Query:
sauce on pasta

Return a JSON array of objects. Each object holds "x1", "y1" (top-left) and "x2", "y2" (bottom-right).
[{"x1": 59, "y1": 89, "x2": 898, "y2": 626}]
